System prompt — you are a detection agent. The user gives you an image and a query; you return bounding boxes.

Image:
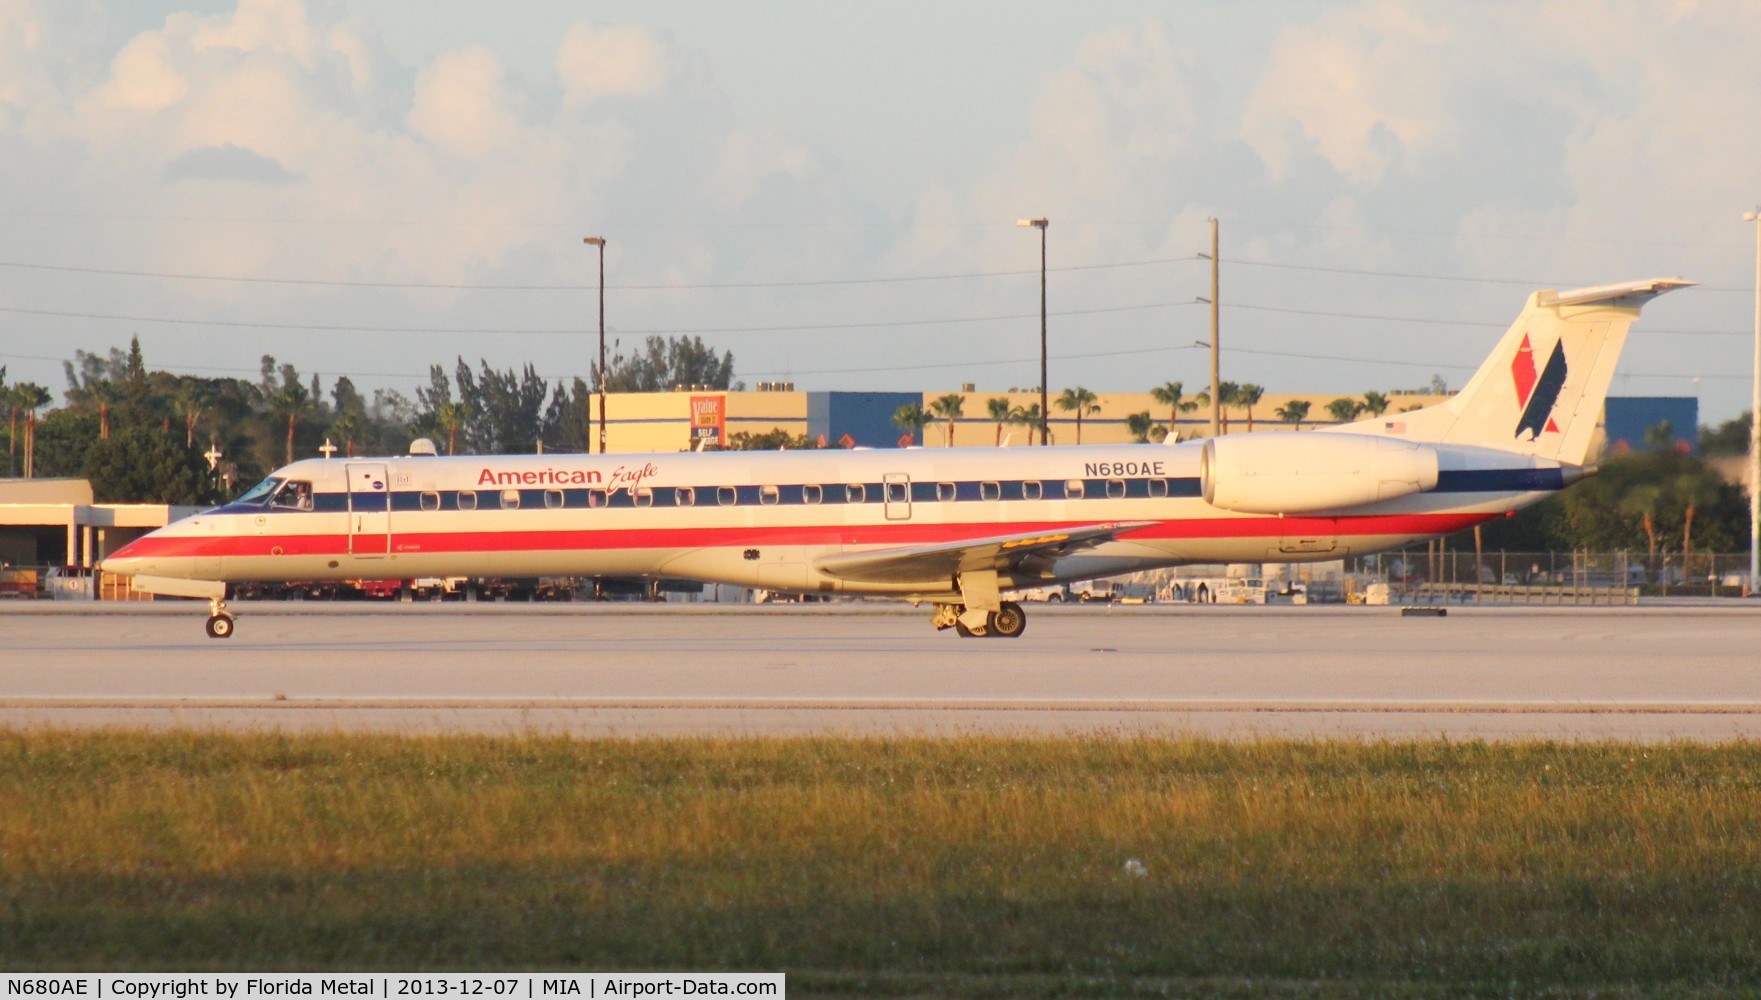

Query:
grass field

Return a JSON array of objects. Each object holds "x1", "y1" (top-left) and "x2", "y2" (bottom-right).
[{"x1": 3, "y1": 731, "x2": 1761, "y2": 997}]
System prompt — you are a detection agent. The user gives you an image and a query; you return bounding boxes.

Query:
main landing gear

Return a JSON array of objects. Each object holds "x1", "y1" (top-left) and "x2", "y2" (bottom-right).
[
  {"x1": 205, "y1": 596, "x2": 235, "y2": 639},
  {"x1": 930, "y1": 600, "x2": 1027, "y2": 639}
]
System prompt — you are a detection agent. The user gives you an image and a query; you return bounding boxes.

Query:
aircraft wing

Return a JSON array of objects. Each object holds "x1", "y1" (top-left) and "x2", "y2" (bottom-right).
[{"x1": 813, "y1": 521, "x2": 1159, "y2": 586}]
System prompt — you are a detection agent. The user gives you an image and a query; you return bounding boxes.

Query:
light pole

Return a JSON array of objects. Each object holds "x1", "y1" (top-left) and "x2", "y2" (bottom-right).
[
  {"x1": 1017, "y1": 218, "x2": 1049, "y2": 445},
  {"x1": 1744, "y1": 210, "x2": 1760, "y2": 592},
  {"x1": 584, "y1": 236, "x2": 607, "y2": 454}
]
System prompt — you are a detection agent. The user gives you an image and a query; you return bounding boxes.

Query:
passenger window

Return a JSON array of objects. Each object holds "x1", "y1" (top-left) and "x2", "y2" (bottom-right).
[
  {"x1": 1023, "y1": 480, "x2": 1042, "y2": 501},
  {"x1": 803, "y1": 484, "x2": 822, "y2": 504},
  {"x1": 634, "y1": 487, "x2": 653, "y2": 508},
  {"x1": 718, "y1": 486, "x2": 737, "y2": 506},
  {"x1": 846, "y1": 483, "x2": 866, "y2": 503},
  {"x1": 676, "y1": 487, "x2": 695, "y2": 507},
  {"x1": 588, "y1": 489, "x2": 607, "y2": 508},
  {"x1": 500, "y1": 489, "x2": 520, "y2": 510},
  {"x1": 760, "y1": 485, "x2": 780, "y2": 506},
  {"x1": 1065, "y1": 479, "x2": 1085, "y2": 499},
  {"x1": 937, "y1": 482, "x2": 956, "y2": 502},
  {"x1": 1148, "y1": 479, "x2": 1168, "y2": 499},
  {"x1": 457, "y1": 490, "x2": 477, "y2": 511},
  {"x1": 885, "y1": 481, "x2": 907, "y2": 503},
  {"x1": 420, "y1": 491, "x2": 440, "y2": 511},
  {"x1": 1107, "y1": 479, "x2": 1126, "y2": 499},
  {"x1": 545, "y1": 489, "x2": 564, "y2": 509},
  {"x1": 980, "y1": 481, "x2": 1001, "y2": 502}
]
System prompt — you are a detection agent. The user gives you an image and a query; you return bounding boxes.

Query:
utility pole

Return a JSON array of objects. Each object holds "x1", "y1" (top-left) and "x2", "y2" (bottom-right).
[
  {"x1": 584, "y1": 236, "x2": 607, "y2": 454},
  {"x1": 1018, "y1": 218, "x2": 1050, "y2": 446},
  {"x1": 1745, "y1": 210, "x2": 1760, "y2": 593},
  {"x1": 1195, "y1": 218, "x2": 1222, "y2": 437},
  {"x1": 1208, "y1": 218, "x2": 1220, "y2": 438}
]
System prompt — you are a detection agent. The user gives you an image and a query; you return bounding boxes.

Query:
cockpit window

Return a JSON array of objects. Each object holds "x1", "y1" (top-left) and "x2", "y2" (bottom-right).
[
  {"x1": 270, "y1": 480, "x2": 315, "y2": 511},
  {"x1": 235, "y1": 477, "x2": 283, "y2": 506}
]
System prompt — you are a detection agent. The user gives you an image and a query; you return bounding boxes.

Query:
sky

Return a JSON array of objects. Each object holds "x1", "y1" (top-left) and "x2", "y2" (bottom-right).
[{"x1": 2, "y1": 0, "x2": 1760, "y2": 422}]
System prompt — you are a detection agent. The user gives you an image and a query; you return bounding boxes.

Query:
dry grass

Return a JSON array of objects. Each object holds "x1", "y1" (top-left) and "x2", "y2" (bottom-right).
[{"x1": 2, "y1": 731, "x2": 1760, "y2": 996}]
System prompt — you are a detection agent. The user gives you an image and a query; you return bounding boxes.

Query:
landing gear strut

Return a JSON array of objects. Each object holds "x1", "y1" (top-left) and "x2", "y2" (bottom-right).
[
  {"x1": 205, "y1": 597, "x2": 235, "y2": 640},
  {"x1": 930, "y1": 600, "x2": 1027, "y2": 639}
]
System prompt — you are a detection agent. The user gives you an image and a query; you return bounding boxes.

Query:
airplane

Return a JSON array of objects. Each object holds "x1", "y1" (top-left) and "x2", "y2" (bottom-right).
[{"x1": 102, "y1": 277, "x2": 1691, "y2": 639}]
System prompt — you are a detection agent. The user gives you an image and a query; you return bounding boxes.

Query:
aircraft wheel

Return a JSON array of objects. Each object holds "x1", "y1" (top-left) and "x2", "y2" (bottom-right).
[
  {"x1": 954, "y1": 619, "x2": 987, "y2": 638},
  {"x1": 205, "y1": 614, "x2": 235, "y2": 639},
  {"x1": 1047, "y1": 592, "x2": 1064, "y2": 603},
  {"x1": 989, "y1": 602, "x2": 1027, "y2": 638}
]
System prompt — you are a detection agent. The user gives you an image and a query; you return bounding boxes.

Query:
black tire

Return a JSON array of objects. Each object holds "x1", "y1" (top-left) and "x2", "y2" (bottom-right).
[
  {"x1": 954, "y1": 619, "x2": 987, "y2": 638},
  {"x1": 1047, "y1": 593, "x2": 1064, "y2": 603},
  {"x1": 989, "y1": 602, "x2": 1027, "y2": 638},
  {"x1": 205, "y1": 614, "x2": 234, "y2": 639}
]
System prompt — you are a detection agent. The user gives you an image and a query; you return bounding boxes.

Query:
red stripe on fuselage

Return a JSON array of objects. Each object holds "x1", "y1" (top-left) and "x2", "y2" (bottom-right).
[{"x1": 113, "y1": 511, "x2": 1496, "y2": 561}]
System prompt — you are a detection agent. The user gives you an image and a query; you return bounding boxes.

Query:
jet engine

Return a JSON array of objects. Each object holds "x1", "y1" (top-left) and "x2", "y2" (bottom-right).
[{"x1": 1200, "y1": 433, "x2": 1439, "y2": 515}]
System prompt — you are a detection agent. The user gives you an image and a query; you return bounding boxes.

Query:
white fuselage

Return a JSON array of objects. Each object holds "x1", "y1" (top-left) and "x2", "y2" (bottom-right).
[{"x1": 103, "y1": 439, "x2": 1561, "y2": 602}]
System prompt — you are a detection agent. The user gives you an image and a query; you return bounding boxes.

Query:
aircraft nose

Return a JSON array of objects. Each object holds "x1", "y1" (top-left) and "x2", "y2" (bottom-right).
[{"x1": 100, "y1": 540, "x2": 147, "y2": 577}]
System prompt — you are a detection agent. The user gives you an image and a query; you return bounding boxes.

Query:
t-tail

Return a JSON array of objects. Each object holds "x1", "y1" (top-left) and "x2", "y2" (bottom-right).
[{"x1": 1334, "y1": 278, "x2": 1695, "y2": 467}]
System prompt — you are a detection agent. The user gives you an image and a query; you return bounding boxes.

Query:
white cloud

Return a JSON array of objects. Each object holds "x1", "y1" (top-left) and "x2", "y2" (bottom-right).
[
  {"x1": 93, "y1": 31, "x2": 188, "y2": 111},
  {"x1": 190, "y1": 0, "x2": 316, "y2": 68},
  {"x1": 1241, "y1": 2, "x2": 1451, "y2": 184},
  {"x1": 406, "y1": 46, "x2": 521, "y2": 158},
  {"x1": 556, "y1": 22, "x2": 669, "y2": 104}
]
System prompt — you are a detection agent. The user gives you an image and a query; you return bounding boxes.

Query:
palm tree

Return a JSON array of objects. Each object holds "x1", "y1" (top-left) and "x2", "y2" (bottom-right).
[
  {"x1": 987, "y1": 397, "x2": 1012, "y2": 446},
  {"x1": 268, "y1": 379, "x2": 314, "y2": 465},
  {"x1": 1055, "y1": 386, "x2": 1100, "y2": 444},
  {"x1": 1275, "y1": 399, "x2": 1311, "y2": 430},
  {"x1": 435, "y1": 401, "x2": 470, "y2": 455},
  {"x1": 330, "y1": 412, "x2": 362, "y2": 458},
  {"x1": 1009, "y1": 403, "x2": 1044, "y2": 446},
  {"x1": 1125, "y1": 411, "x2": 1163, "y2": 443},
  {"x1": 1620, "y1": 483, "x2": 1662, "y2": 563},
  {"x1": 1676, "y1": 468, "x2": 1721, "y2": 566},
  {"x1": 1216, "y1": 381, "x2": 1242, "y2": 433},
  {"x1": 1235, "y1": 383, "x2": 1264, "y2": 432},
  {"x1": 14, "y1": 382, "x2": 49, "y2": 478},
  {"x1": 891, "y1": 402, "x2": 930, "y2": 446},
  {"x1": 86, "y1": 378, "x2": 118, "y2": 441},
  {"x1": 929, "y1": 393, "x2": 966, "y2": 447},
  {"x1": 171, "y1": 384, "x2": 207, "y2": 448},
  {"x1": 1326, "y1": 397, "x2": 1364, "y2": 424},
  {"x1": 1361, "y1": 390, "x2": 1390, "y2": 418},
  {"x1": 1149, "y1": 381, "x2": 1183, "y2": 440}
]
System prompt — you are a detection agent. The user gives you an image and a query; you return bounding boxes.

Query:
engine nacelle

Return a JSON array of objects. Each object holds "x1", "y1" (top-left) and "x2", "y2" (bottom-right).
[{"x1": 1200, "y1": 433, "x2": 1440, "y2": 515}]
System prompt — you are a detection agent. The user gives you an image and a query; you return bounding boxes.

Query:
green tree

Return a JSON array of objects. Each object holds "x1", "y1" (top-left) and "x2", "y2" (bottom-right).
[
  {"x1": 329, "y1": 412, "x2": 362, "y2": 459},
  {"x1": 171, "y1": 383, "x2": 207, "y2": 448},
  {"x1": 929, "y1": 393, "x2": 966, "y2": 447},
  {"x1": 82, "y1": 425, "x2": 218, "y2": 504},
  {"x1": 987, "y1": 397, "x2": 1012, "y2": 447},
  {"x1": 1150, "y1": 381, "x2": 1184, "y2": 440},
  {"x1": 1125, "y1": 411, "x2": 1163, "y2": 444},
  {"x1": 1235, "y1": 383, "x2": 1264, "y2": 432},
  {"x1": 892, "y1": 402, "x2": 931, "y2": 446},
  {"x1": 1326, "y1": 397, "x2": 1364, "y2": 423},
  {"x1": 435, "y1": 401, "x2": 470, "y2": 455},
  {"x1": 13, "y1": 382, "x2": 50, "y2": 478},
  {"x1": 1216, "y1": 382, "x2": 1241, "y2": 433},
  {"x1": 1009, "y1": 403, "x2": 1044, "y2": 446},
  {"x1": 267, "y1": 376, "x2": 314, "y2": 466},
  {"x1": 1361, "y1": 390, "x2": 1390, "y2": 418},
  {"x1": 594, "y1": 335, "x2": 737, "y2": 392},
  {"x1": 726, "y1": 428, "x2": 817, "y2": 450},
  {"x1": 1700, "y1": 411, "x2": 1751, "y2": 456},
  {"x1": 1055, "y1": 386, "x2": 1101, "y2": 444},
  {"x1": 1275, "y1": 399, "x2": 1310, "y2": 430}
]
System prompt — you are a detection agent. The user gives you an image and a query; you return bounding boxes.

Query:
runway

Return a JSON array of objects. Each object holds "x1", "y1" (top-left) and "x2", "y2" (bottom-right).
[{"x1": 2, "y1": 601, "x2": 1758, "y2": 740}]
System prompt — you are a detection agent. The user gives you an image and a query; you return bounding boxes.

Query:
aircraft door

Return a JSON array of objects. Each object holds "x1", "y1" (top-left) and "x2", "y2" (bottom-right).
[
  {"x1": 883, "y1": 473, "x2": 911, "y2": 521},
  {"x1": 346, "y1": 462, "x2": 391, "y2": 557}
]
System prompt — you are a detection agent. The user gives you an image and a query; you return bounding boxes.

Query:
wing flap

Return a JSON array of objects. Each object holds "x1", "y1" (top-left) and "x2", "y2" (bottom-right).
[{"x1": 813, "y1": 521, "x2": 1158, "y2": 586}]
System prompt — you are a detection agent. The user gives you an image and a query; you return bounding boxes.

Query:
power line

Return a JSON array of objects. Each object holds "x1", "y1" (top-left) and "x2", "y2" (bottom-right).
[
  {"x1": 0, "y1": 254, "x2": 1200, "y2": 291},
  {"x1": 1229, "y1": 258, "x2": 1743, "y2": 293},
  {"x1": 0, "y1": 300, "x2": 1197, "y2": 336}
]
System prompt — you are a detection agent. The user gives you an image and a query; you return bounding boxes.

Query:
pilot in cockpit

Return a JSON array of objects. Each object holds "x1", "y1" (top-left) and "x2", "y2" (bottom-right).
[{"x1": 273, "y1": 480, "x2": 315, "y2": 511}]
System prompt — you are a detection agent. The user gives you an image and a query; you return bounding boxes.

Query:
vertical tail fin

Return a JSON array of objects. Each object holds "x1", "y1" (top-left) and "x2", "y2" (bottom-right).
[{"x1": 1383, "y1": 278, "x2": 1693, "y2": 466}]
